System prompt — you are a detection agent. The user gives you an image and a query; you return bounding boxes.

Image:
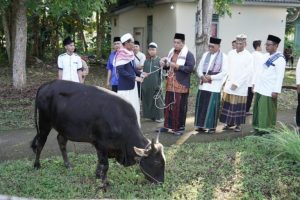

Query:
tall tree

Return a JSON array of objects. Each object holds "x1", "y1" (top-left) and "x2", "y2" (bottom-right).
[{"x1": 12, "y1": 0, "x2": 27, "y2": 89}]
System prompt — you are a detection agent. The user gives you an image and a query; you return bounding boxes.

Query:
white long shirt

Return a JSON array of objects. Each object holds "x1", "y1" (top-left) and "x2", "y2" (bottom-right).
[
  {"x1": 224, "y1": 49, "x2": 254, "y2": 96},
  {"x1": 296, "y1": 58, "x2": 300, "y2": 85},
  {"x1": 197, "y1": 51, "x2": 228, "y2": 93},
  {"x1": 250, "y1": 51, "x2": 264, "y2": 87},
  {"x1": 253, "y1": 51, "x2": 286, "y2": 97},
  {"x1": 134, "y1": 51, "x2": 146, "y2": 68},
  {"x1": 58, "y1": 53, "x2": 83, "y2": 83}
]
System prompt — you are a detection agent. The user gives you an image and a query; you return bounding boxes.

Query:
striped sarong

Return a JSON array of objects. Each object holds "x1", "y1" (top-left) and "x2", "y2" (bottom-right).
[
  {"x1": 194, "y1": 90, "x2": 220, "y2": 129},
  {"x1": 164, "y1": 91, "x2": 189, "y2": 132},
  {"x1": 220, "y1": 92, "x2": 247, "y2": 125},
  {"x1": 253, "y1": 93, "x2": 277, "y2": 130}
]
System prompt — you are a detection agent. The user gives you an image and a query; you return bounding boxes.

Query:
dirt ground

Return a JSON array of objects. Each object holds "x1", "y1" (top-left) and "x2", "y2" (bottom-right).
[{"x1": 0, "y1": 109, "x2": 296, "y2": 163}]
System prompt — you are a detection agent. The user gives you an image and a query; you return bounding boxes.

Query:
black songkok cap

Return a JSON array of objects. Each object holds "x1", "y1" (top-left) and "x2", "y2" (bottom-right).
[
  {"x1": 267, "y1": 34, "x2": 281, "y2": 44},
  {"x1": 174, "y1": 33, "x2": 185, "y2": 41},
  {"x1": 209, "y1": 37, "x2": 221, "y2": 44},
  {"x1": 134, "y1": 41, "x2": 140, "y2": 46},
  {"x1": 113, "y1": 37, "x2": 121, "y2": 42},
  {"x1": 63, "y1": 36, "x2": 74, "y2": 46}
]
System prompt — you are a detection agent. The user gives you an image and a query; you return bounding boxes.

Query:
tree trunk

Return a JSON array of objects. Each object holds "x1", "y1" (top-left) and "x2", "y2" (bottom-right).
[
  {"x1": 96, "y1": 11, "x2": 102, "y2": 58},
  {"x1": 195, "y1": 0, "x2": 213, "y2": 67},
  {"x1": 79, "y1": 29, "x2": 88, "y2": 52},
  {"x1": 12, "y1": 0, "x2": 27, "y2": 89},
  {"x1": 2, "y1": 11, "x2": 12, "y2": 66},
  {"x1": 32, "y1": 15, "x2": 40, "y2": 57}
]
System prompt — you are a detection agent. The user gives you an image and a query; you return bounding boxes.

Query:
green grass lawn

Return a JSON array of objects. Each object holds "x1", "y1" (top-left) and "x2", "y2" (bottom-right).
[{"x1": 0, "y1": 137, "x2": 299, "y2": 199}]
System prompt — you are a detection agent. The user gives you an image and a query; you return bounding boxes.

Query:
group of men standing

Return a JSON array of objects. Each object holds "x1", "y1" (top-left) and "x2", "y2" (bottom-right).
[
  {"x1": 195, "y1": 34, "x2": 286, "y2": 135},
  {"x1": 58, "y1": 31, "x2": 289, "y2": 136}
]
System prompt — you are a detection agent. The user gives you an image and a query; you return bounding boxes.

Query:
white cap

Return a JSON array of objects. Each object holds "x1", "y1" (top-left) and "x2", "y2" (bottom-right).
[
  {"x1": 148, "y1": 42, "x2": 158, "y2": 48},
  {"x1": 121, "y1": 33, "x2": 134, "y2": 43},
  {"x1": 236, "y1": 34, "x2": 247, "y2": 40}
]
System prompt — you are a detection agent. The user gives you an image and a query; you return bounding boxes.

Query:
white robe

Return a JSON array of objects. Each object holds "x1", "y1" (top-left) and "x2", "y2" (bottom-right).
[
  {"x1": 224, "y1": 49, "x2": 254, "y2": 96},
  {"x1": 196, "y1": 51, "x2": 228, "y2": 93},
  {"x1": 296, "y1": 58, "x2": 300, "y2": 85},
  {"x1": 250, "y1": 51, "x2": 264, "y2": 87},
  {"x1": 253, "y1": 51, "x2": 286, "y2": 97}
]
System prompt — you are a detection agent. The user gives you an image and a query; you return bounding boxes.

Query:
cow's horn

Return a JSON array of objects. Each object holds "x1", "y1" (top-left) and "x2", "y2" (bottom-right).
[
  {"x1": 151, "y1": 138, "x2": 157, "y2": 151},
  {"x1": 155, "y1": 130, "x2": 160, "y2": 143}
]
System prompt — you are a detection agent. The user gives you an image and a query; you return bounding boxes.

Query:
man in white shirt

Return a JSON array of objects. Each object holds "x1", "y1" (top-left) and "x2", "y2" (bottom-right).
[
  {"x1": 194, "y1": 37, "x2": 228, "y2": 134},
  {"x1": 220, "y1": 34, "x2": 254, "y2": 132},
  {"x1": 252, "y1": 34, "x2": 286, "y2": 134},
  {"x1": 134, "y1": 41, "x2": 146, "y2": 98},
  {"x1": 58, "y1": 37, "x2": 83, "y2": 83},
  {"x1": 246, "y1": 40, "x2": 264, "y2": 115},
  {"x1": 296, "y1": 58, "x2": 300, "y2": 133}
]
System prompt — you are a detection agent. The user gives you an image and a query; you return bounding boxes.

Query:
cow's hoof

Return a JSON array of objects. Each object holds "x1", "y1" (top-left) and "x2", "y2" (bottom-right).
[
  {"x1": 34, "y1": 162, "x2": 41, "y2": 169},
  {"x1": 99, "y1": 182, "x2": 110, "y2": 192},
  {"x1": 64, "y1": 162, "x2": 73, "y2": 169}
]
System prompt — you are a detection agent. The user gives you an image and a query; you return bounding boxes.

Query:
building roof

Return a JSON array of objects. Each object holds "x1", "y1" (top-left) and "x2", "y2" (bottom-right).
[
  {"x1": 244, "y1": 0, "x2": 300, "y2": 7},
  {"x1": 111, "y1": 0, "x2": 300, "y2": 14}
]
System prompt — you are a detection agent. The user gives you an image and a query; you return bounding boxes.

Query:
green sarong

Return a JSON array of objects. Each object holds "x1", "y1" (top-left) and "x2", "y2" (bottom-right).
[{"x1": 253, "y1": 93, "x2": 277, "y2": 130}]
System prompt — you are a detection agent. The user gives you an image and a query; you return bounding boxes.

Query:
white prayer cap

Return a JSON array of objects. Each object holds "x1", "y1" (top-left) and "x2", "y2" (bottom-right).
[
  {"x1": 236, "y1": 34, "x2": 247, "y2": 41},
  {"x1": 148, "y1": 42, "x2": 158, "y2": 48},
  {"x1": 121, "y1": 33, "x2": 134, "y2": 43}
]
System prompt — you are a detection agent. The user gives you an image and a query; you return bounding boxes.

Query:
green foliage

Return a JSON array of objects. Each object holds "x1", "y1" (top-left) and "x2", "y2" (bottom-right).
[
  {"x1": 249, "y1": 123, "x2": 300, "y2": 162},
  {"x1": 0, "y1": 138, "x2": 299, "y2": 199},
  {"x1": 214, "y1": 0, "x2": 244, "y2": 17}
]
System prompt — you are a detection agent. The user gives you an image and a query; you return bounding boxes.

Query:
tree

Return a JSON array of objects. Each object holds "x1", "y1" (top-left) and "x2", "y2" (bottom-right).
[
  {"x1": 12, "y1": 0, "x2": 27, "y2": 89},
  {"x1": 195, "y1": 0, "x2": 243, "y2": 65},
  {"x1": 0, "y1": 0, "x2": 117, "y2": 89}
]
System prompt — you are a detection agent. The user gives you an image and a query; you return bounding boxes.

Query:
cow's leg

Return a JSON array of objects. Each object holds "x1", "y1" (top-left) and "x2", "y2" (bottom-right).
[
  {"x1": 33, "y1": 121, "x2": 51, "y2": 169},
  {"x1": 94, "y1": 144, "x2": 109, "y2": 190},
  {"x1": 57, "y1": 134, "x2": 72, "y2": 169}
]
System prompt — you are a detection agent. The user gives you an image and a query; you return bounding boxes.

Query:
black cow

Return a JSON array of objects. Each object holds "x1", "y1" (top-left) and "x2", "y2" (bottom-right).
[{"x1": 31, "y1": 80, "x2": 165, "y2": 189}]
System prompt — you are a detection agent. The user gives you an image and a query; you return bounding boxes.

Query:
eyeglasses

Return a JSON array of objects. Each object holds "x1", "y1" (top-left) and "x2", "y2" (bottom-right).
[
  {"x1": 265, "y1": 43, "x2": 274, "y2": 46},
  {"x1": 208, "y1": 45, "x2": 215, "y2": 48}
]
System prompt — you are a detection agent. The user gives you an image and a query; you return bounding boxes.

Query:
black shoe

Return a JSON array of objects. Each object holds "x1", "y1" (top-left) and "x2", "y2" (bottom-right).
[
  {"x1": 156, "y1": 127, "x2": 169, "y2": 133},
  {"x1": 195, "y1": 127, "x2": 206, "y2": 132},
  {"x1": 234, "y1": 126, "x2": 241, "y2": 132}
]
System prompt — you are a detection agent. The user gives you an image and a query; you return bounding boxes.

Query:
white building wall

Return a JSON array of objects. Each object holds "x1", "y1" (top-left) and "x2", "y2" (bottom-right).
[
  {"x1": 152, "y1": 4, "x2": 176, "y2": 57},
  {"x1": 111, "y1": 4, "x2": 176, "y2": 56},
  {"x1": 175, "y1": 2, "x2": 197, "y2": 56},
  {"x1": 218, "y1": 5, "x2": 287, "y2": 53}
]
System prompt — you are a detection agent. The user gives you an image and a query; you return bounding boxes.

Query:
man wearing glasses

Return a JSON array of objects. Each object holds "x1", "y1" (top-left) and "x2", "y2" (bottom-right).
[
  {"x1": 252, "y1": 35, "x2": 286, "y2": 134},
  {"x1": 194, "y1": 37, "x2": 228, "y2": 134}
]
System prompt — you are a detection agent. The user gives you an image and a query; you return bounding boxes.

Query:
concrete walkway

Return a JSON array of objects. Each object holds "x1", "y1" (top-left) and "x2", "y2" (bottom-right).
[{"x1": 0, "y1": 110, "x2": 296, "y2": 163}]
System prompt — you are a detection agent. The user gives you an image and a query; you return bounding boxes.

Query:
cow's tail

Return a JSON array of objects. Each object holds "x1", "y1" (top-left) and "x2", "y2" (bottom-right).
[{"x1": 31, "y1": 85, "x2": 42, "y2": 154}]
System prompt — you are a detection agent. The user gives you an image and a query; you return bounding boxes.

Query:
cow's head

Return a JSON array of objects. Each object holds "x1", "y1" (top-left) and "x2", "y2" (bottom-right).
[{"x1": 134, "y1": 139, "x2": 165, "y2": 184}]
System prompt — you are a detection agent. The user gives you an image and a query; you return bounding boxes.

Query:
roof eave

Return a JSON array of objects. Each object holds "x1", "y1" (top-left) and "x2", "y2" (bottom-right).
[{"x1": 242, "y1": 2, "x2": 300, "y2": 8}]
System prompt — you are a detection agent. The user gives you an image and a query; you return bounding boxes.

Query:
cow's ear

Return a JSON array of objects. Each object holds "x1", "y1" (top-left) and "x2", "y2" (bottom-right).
[{"x1": 134, "y1": 146, "x2": 148, "y2": 157}]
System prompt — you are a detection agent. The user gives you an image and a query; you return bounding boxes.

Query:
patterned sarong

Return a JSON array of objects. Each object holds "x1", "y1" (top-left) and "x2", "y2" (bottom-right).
[
  {"x1": 194, "y1": 90, "x2": 220, "y2": 129},
  {"x1": 164, "y1": 91, "x2": 189, "y2": 131},
  {"x1": 220, "y1": 92, "x2": 247, "y2": 125}
]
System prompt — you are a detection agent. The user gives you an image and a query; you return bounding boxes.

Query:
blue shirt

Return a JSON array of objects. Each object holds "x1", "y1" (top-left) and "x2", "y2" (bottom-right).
[{"x1": 106, "y1": 51, "x2": 118, "y2": 86}]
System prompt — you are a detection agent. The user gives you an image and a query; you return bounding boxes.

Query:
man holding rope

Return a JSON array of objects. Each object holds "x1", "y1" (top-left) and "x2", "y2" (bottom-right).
[{"x1": 158, "y1": 33, "x2": 195, "y2": 136}]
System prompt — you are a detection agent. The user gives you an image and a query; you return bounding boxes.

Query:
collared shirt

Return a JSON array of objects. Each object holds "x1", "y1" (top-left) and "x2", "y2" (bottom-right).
[
  {"x1": 197, "y1": 51, "x2": 228, "y2": 93},
  {"x1": 253, "y1": 51, "x2": 286, "y2": 97},
  {"x1": 58, "y1": 53, "x2": 82, "y2": 83},
  {"x1": 106, "y1": 51, "x2": 118, "y2": 86},
  {"x1": 224, "y1": 49, "x2": 254, "y2": 96}
]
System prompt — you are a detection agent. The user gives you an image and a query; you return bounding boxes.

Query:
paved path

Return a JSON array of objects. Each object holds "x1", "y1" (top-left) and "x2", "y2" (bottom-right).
[{"x1": 0, "y1": 110, "x2": 296, "y2": 163}]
